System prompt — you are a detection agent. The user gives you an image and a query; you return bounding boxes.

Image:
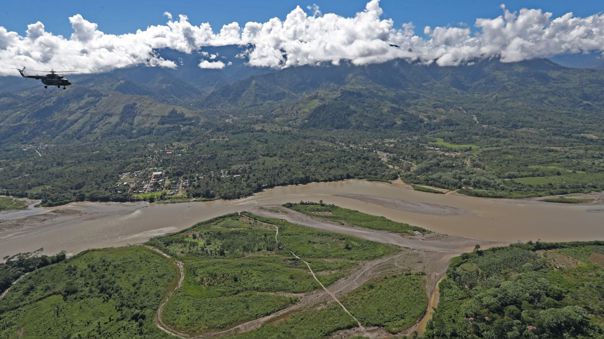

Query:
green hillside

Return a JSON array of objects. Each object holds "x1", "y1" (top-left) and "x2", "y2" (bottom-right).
[
  {"x1": 0, "y1": 247, "x2": 176, "y2": 338},
  {"x1": 1, "y1": 58, "x2": 603, "y2": 205},
  {"x1": 427, "y1": 243, "x2": 604, "y2": 338}
]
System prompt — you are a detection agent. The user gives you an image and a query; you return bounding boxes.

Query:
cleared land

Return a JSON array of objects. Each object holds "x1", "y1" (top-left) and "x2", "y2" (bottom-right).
[
  {"x1": 235, "y1": 273, "x2": 428, "y2": 338},
  {"x1": 148, "y1": 212, "x2": 398, "y2": 335},
  {"x1": 0, "y1": 197, "x2": 27, "y2": 211}
]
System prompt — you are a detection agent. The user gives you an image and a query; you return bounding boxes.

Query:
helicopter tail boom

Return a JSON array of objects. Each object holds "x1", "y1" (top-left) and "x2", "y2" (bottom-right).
[{"x1": 17, "y1": 67, "x2": 46, "y2": 80}]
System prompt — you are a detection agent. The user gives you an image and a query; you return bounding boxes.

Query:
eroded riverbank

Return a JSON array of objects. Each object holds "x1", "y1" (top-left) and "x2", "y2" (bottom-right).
[{"x1": 1, "y1": 179, "x2": 603, "y2": 258}]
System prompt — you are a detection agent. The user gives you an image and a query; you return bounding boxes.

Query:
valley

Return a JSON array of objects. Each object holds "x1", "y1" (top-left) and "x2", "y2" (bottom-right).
[
  {"x1": 0, "y1": 203, "x2": 489, "y2": 337},
  {"x1": 1, "y1": 58, "x2": 604, "y2": 207},
  {"x1": 1, "y1": 179, "x2": 603, "y2": 260},
  {"x1": 2, "y1": 1, "x2": 604, "y2": 338}
]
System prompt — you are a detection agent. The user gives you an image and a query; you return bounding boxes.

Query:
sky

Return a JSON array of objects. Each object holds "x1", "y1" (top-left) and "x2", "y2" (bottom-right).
[
  {"x1": 0, "y1": 0, "x2": 602, "y2": 74},
  {"x1": 0, "y1": 0, "x2": 602, "y2": 36}
]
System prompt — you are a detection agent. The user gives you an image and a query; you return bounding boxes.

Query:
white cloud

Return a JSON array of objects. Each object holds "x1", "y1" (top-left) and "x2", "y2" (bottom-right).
[
  {"x1": 0, "y1": 1, "x2": 603, "y2": 75},
  {"x1": 69, "y1": 14, "x2": 100, "y2": 42},
  {"x1": 306, "y1": 4, "x2": 321, "y2": 17},
  {"x1": 199, "y1": 59, "x2": 225, "y2": 69}
]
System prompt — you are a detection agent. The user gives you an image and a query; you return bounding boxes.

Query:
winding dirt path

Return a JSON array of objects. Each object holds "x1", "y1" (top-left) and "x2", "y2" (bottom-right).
[{"x1": 146, "y1": 245, "x2": 187, "y2": 338}]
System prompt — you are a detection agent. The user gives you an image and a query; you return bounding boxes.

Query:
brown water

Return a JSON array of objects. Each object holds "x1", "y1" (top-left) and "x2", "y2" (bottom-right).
[{"x1": 1, "y1": 180, "x2": 603, "y2": 258}]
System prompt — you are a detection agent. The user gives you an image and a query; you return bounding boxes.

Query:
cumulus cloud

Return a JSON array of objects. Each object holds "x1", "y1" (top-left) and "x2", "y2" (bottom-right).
[
  {"x1": 199, "y1": 59, "x2": 225, "y2": 69},
  {"x1": 0, "y1": 0, "x2": 603, "y2": 75}
]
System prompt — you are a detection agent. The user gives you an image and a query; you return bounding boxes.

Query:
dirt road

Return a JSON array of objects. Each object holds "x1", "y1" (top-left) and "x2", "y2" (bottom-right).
[
  {"x1": 249, "y1": 206, "x2": 499, "y2": 253},
  {"x1": 195, "y1": 207, "x2": 495, "y2": 338},
  {"x1": 247, "y1": 206, "x2": 500, "y2": 337},
  {"x1": 146, "y1": 246, "x2": 188, "y2": 338}
]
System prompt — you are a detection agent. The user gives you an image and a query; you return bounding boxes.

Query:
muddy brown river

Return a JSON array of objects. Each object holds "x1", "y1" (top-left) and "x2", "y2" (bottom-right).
[{"x1": 1, "y1": 180, "x2": 603, "y2": 258}]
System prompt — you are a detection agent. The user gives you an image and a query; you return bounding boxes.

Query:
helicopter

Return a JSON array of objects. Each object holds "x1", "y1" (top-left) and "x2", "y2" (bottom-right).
[{"x1": 18, "y1": 68, "x2": 72, "y2": 89}]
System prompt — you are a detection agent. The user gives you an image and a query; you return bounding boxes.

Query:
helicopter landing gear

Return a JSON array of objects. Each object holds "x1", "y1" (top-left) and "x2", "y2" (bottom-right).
[
  {"x1": 63, "y1": 87, "x2": 66, "y2": 90},
  {"x1": 44, "y1": 85, "x2": 47, "y2": 89}
]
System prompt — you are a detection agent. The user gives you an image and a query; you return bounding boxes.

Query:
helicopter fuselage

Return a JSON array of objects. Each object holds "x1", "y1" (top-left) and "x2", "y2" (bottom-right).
[
  {"x1": 18, "y1": 68, "x2": 72, "y2": 88},
  {"x1": 41, "y1": 76, "x2": 71, "y2": 87}
]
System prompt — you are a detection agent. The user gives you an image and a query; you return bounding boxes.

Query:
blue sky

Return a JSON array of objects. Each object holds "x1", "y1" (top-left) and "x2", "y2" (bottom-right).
[
  {"x1": 0, "y1": 0, "x2": 602, "y2": 36},
  {"x1": 0, "y1": 0, "x2": 602, "y2": 73}
]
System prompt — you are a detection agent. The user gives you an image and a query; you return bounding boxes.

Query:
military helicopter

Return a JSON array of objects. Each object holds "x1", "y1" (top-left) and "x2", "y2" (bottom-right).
[{"x1": 18, "y1": 68, "x2": 72, "y2": 89}]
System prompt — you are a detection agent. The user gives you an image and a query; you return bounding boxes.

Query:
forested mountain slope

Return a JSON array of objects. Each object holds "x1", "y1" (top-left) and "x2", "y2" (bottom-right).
[{"x1": 1, "y1": 54, "x2": 603, "y2": 205}]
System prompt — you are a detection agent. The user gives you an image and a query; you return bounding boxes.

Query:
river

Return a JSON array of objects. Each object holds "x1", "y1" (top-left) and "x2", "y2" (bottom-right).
[{"x1": 1, "y1": 180, "x2": 603, "y2": 258}]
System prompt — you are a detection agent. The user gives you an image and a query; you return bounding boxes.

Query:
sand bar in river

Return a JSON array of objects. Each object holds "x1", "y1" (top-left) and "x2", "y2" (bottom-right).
[{"x1": 1, "y1": 179, "x2": 603, "y2": 258}]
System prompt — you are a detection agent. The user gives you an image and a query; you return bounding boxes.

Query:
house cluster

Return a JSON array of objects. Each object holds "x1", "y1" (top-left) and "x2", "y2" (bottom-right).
[{"x1": 144, "y1": 171, "x2": 165, "y2": 193}]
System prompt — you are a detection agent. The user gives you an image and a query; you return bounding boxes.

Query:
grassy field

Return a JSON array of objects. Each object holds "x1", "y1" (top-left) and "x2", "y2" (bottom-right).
[
  {"x1": 133, "y1": 191, "x2": 167, "y2": 201},
  {"x1": 234, "y1": 273, "x2": 427, "y2": 338},
  {"x1": 412, "y1": 184, "x2": 447, "y2": 194},
  {"x1": 285, "y1": 202, "x2": 428, "y2": 235},
  {"x1": 513, "y1": 172, "x2": 604, "y2": 186},
  {"x1": 149, "y1": 213, "x2": 397, "y2": 334},
  {"x1": 427, "y1": 242, "x2": 604, "y2": 338},
  {"x1": 541, "y1": 196, "x2": 594, "y2": 204},
  {"x1": 234, "y1": 302, "x2": 354, "y2": 338},
  {"x1": 0, "y1": 196, "x2": 28, "y2": 211},
  {"x1": 431, "y1": 138, "x2": 479, "y2": 152},
  {"x1": 0, "y1": 247, "x2": 176, "y2": 338},
  {"x1": 345, "y1": 273, "x2": 427, "y2": 333}
]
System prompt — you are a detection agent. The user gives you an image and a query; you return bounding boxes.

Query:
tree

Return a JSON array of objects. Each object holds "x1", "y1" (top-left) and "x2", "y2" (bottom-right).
[{"x1": 537, "y1": 306, "x2": 592, "y2": 337}]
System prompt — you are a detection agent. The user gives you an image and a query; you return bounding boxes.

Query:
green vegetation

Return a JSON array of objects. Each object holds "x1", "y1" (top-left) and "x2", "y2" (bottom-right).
[
  {"x1": 0, "y1": 196, "x2": 27, "y2": 211},
  {"x1": 0, "y1": 247, "x2": 176, "y2": 338},
  {"x1": 432, "y1": 138, "x2": 479, "y2": 152},
  {"x1": 512, "y1": 172, "x2": 604, "y2": 186},
  {"x1": 345, "y1": 273, "x2": 427, "y2": 333},
  {"x1": 412, "y1": 184, "x2": 447, "y2": 194},
  {"x1": 0, "y1": 133, "x2": 396, "y2": 206},
  {"x1": 133, "y1": 191, "x2": 167, "y2": 201},
  {"x1": 427, "y1": 242, "x2": 604, "y2": 338},
  {"x1": 234, "y1": 303, "x2": 354, "y2": 339},
  {"x1": 165, "y1": 289, "x2": 294, "y2": 333},
  {"x1": 149, "y1": 213, "x2": 396, "y2": 334},
  {"x1": 285, "y1": 202, "x2": 427, "y2": 235},
  {"x1": 2, "y1": 59, "x2": 604, "y2": 206},
  {"x1": 235, "y1": 273, "x2": 427, "y2": 338},
  {"x1": 3, "y1": 206, "x2": 603, "y2": 338},
  {"x1": 541, "y1": 196, "x2": 593, "y2": 204},
  {"x1": 0, "y1": 250, "x2": 66, "y2": 294}
]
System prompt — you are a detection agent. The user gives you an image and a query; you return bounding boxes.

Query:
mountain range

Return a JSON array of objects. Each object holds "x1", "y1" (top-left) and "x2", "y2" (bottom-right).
[
  {"x1": 1, "y1": 48, "x2": 603, "y2": 205},
  {"x1": 1, "y1": 47, "x2": 603, "y2": 143}
]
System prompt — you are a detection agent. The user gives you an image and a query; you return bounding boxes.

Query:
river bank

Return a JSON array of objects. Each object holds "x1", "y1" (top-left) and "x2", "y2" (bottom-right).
[{"x1": 1, "y1": 179, "x2": 603, "y2": 259}]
